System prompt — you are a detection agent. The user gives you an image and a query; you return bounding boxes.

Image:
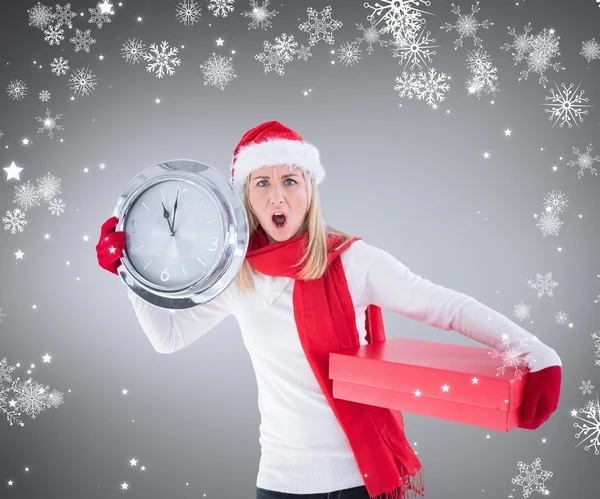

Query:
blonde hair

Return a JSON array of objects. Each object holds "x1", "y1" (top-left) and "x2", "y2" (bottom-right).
[{"x1": 234, "y1": 168, "x2": 355, "y2": 294}]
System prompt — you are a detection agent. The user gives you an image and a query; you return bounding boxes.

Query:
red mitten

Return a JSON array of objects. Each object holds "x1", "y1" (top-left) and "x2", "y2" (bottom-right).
[
  {"x1": 96, "y1": 216, "x2": 126, "y2": 276},
  {"x1": 518, "y1": 365, "x2": 562, "y2": 430}
]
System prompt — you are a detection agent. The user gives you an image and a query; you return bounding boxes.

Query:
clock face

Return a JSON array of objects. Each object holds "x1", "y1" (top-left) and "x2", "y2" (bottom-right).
[{"x1": 124, "y1": 178, "x2": 225, "y2": 289}]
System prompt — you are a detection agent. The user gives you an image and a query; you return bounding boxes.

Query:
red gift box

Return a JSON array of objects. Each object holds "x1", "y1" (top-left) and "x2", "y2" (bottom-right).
[{"x1": 329, "y1": 338, "x2": 530, "y2": 432}]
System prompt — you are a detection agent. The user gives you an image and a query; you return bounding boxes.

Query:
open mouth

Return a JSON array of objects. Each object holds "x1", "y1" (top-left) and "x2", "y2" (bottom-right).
[{"x1": 272, "y1": 213, "x2": 287, "y2": 229}]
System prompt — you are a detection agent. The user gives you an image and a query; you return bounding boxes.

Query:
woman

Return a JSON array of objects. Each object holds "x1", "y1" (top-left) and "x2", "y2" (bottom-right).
[{"x1": 96, "y1": 121, "x2": 562, "y2": 499}]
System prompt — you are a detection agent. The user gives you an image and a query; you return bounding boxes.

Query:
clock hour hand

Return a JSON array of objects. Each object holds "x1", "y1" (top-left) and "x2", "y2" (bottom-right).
[{"x1": 161, "y1": 201, "x2": 174, "y2": 235}]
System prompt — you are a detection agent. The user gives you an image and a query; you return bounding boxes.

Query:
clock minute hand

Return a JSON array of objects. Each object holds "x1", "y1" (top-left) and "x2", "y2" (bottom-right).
[
  {"x1": 171, "y1": 190, "x2": 179, "y2": 234},
  {"x1": 161, "y1": 202, "x2": 174, "y2": 235}
]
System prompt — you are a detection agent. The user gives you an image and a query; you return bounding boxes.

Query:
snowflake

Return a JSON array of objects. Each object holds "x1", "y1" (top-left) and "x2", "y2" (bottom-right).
[
  {"x1": 36, "y1": 109, "x2": 64, "y2": 139},
  {"x1": 54, "y1": 3, "x2": 77, "y2": 29},
  {"x1": 68, "y1": 67, "x2": 98, "y2": 97},
  {"x1": 299, "y1": 6, "x2": 342, "y2": 46},
  {"x1": 520, "y1": 28, "x2": 564, "y2": 88},
  {"x1": 581, "y1": 38, "x2": 600, "y2": 63},
  {"x1": 6, "y1": 79, "x2": 28, "y2": 101},
  {"x1": 88, "y1": 5, "x2": 113, "y2": 29},
  {"x1": 592, "y1": 332, "x2": 600, "y2": 366},
  {"x1": 489, "y1": 334, "x2": 533, "y2": 378},
  {"x1": 36, "y1": 172, "x2": 62, "y2": 203},
  {"x1": 273, "y1": 33, "x2": 298, "y2": 60},
  {"x1": 543, "y1": 189, "x2": 568, "y2": 214},
  {"x1": 120, "y1": 38, "x2": 147, "y2": 65},
  {"x1": 176, "y1": 0, "x2": 202, "y2": 26},
  {"x1": 297, "y1": 44, "x2": 312, "y2": 61},
  {"x1": 527, "y1": 272, "x2": 558, "y2": 298},
  {"x1": 13, "y1": 181, "x2": 41, "y2": 211},
  {"x1": 390, "y1": 28, "x2": 438, "y2": 70},
  {"x1": 554, "y1": 310, "x2": 568, "y2": 325},
  {"x1": 580, "y1": 380, "x2": 594, "y2": 395},
  {"x1": 27, "y1": 1, "x2": 55, "y2": 29},
  {"x1": 356, "y1": 18, "x2": 391, "y2": 55},
  {"x1": 513, "y1": 302, "x2": 531, "y2": 322},
  {"x1": 441, "y1": 2, "x2": 491, "y2": 50},
  {"x1": 207, "y1": 0, "x2": 235, "y2": 17},
  {"x1": 48, "y1": 198, "x2": 66, "y2": 216},
  {"x1": 542, "y1": 81, "x2": 592, "y2": 129},
  {"x1": 535, "y1": 210, "x2": 563, "y2": 237},
  {"x1": 0, "y1": 307, "x2": 6, "y2": 324},
  {"x1": 51, "y1": 57, "x2": 69, "y2": 76},
  {"x1": 573, "y1": 395, "x2": 600, "y2": 455},
  {"x1": 335, "y1": 40, "x2": 363, "y2": 67},
  {"x1": 199, "y1": 53, "x2": 237, "y2": 90},
  {"x1": 364, "y1": 0, "x2": 431, "y2": 42},
  {"x1": 501, "y1": 23, "x2": 533, "y2": 64},
  {"x1": 70, "y1": 28, "x2": 96, "y2": 53},
  {"x1": 2, "y1": 208, "x2": 27, "y2": 234},
  {"x1": 241, "y1": 0, "x2": 278, "y2": 30},
  {"x1": 567, "y1": 143, "x2": 599, "y2": 179},
  {"x1": 39, "y1": 90, "x2": 51, "y2": 102},
  {"x1": 511, "y1": 458, "x2": 553, "y2": 498},
  {"x1": 255, "y1": 40, "x2": 292, "y2": 75},
  {"x1": 143, "y1": 41, "x2": 182, "y2": 78},
  {"x1": 464, "y1": 48, "x2": 499, "y2": 98},
  {"x1": 43, "y1": 24, "x2": 64, "y2": 45},
  {"x1": 394, "y1": 68, "x2": 450, "y2": 109}
]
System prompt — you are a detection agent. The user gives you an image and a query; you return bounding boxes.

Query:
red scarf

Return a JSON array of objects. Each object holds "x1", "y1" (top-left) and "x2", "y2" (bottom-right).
[{"x1": 245, "y1": 226, "x2": 424, "y2": 499}]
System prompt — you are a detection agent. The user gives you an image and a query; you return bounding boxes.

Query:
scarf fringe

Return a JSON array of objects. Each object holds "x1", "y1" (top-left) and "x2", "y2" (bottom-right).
[{"x1": 368, "y1": 468, "x2": 425, "y2": 499}]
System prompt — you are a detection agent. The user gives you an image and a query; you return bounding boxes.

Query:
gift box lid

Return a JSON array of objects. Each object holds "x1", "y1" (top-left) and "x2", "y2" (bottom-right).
[{"x1": 329, "y1": 338, "x2": 530, "y2": 411}]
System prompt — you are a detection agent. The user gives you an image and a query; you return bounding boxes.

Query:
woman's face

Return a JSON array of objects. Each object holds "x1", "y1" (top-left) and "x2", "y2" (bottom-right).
[{"x1": 247, "y1": 164, "x2": 309, "y2": 243}]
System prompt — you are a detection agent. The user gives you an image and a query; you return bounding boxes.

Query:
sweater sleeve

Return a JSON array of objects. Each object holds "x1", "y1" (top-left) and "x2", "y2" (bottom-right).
[
  {"x1": 126, "y1": 285, "x2": 233, "y2": 354},
  {"x1": 354, "y1": 241, "x2": 561, "y2": 372}
]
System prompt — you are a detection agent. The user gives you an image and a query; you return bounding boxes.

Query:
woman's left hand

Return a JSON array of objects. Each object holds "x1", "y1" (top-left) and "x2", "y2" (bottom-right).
[{"x1": 518, "y1": 365, "x2": 562, "y2": 430}]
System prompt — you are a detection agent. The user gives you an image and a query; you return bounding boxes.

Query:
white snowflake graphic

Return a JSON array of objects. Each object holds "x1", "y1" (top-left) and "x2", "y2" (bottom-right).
[
  {"x1": 554, "y1": 310, "x2": 568, "y2": 325},
  {"x1": 51, "y1": 57, "x2": 69, "y2": 76},
  {"x1": 36, "y1": 109, "x2": 64, "y2": 139},
  {"x1": 27, "y1": 1, "x2": 55, "y2": 29},
  {"x1": 489, "y1": 333, "x2": 533, "y2": 378},
  {"x1": 464, "y1": 48, "x2": 499, "y2": 98},
  {"x1": 143, "y1": 41, "x2": 182, "y2": 78},
  {"x1": 335, "y1": 40, "x2": 363, "y2": 67},
  {"x1": 6, "y1": 79, "x2": 28, "y2": 101},
  {"x1": 513, "y1": 302, "x2": 531, "y2": 322},
  {"x1": 364, "y1": 0, "x2": 431, "y2": 42},
  {"x1": 199, "y1": 53, "x2": 237, "y2": 90},
  {"x1": 120, "y1": 38, "x2": 148, "y2": 65},
  {"x1": 543, "y1": 189, "x2": 568, "y2": 214},
  {"x1": 441, "y1": 2, "x2": 491, "y2": 50},
  {"x1": 2, "y1": 208, "x2": 28, "y2": 234},
  {"x1": 572, "y1": 395, "x2": 600, "y2": 455},
  {"x1": 207, "y1": 0, "x2": 235, "y2": 17},
  {"x1": 88, "y1": 5, "x2": 113, "y2": 29},
  {"x1": 356, "y1": 18, "x2": 391, "y2": 55},
  {"x1": 298, "y1": 6, "x2": 343, "y2": 46},
  {"x1": 527, "y1": 272, "x2": 559, "y2": 298},
  {"x1": 43, "y1": 24, "x2": 64, "y2": 46},
  {"x1": 176, "y1": 0, "x2": 202, "y2": 26},
  {"x1": 68, "y1": 67, "x2": 98, "y2": 97},
  {"x1": 542, "y1": 81, "x2": 592, "y2": 129},
  {"x1": 580, "y1": 38, "x2": 600, "y2": 63},
  {"x1": 273, "y1": 33, "x2": 298, "y2": 60},
  {"x1": 394, "y1": 68, "x2": 450, "y2": 109},
  {"x1": 36, "y1": 172, "x2": 62, "y2": 203},
  {"x1": 255, "y1": 33, "x2": 298, "y2": 75},
  {"x1": 48, "y1": 198, "x2": 66, "y2": 216},
  {"x1": 511, "y1": 458, "x2": 553, "y2": 498},
  {"x1": 54, "y1": 3, "x2": 77, "y2": 29},
  {"x1": 535, "y1": 210, "x2": 563, "y2": 237},
  {"x1": 592, "y1": 332, "x2": 600, "y2": 366},
  {"x1": 39, "y1": 90, "x2": 51, "y2": 102},
  {"x1": 390, "y1": 28, "x2": 438, "y2": 71},
  {"x1": 297, "y1": 44, "x2": 312, "y2": 61},
  {"x1": 241, "y1": 0, "x2": 278, "y2": 30},
  {"x1": 567, "y1": 143, "x2": 599, "y2": 179},
  {"x1": 580, "y1": 380, "x2": 594, "y2": 395},
  {"x1": 70, "y1": 28, "x2": 97, "y2": 53},
  {"x1": 13, "y1": 181, "x2": 42, "y2": 211}
]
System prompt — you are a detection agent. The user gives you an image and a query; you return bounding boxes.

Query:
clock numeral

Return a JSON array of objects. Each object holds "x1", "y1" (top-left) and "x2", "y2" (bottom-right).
[
  {"x1": 207, "y1": 236, "x2": 219, "y2": 252},
  {"x1": 131, "y1": 219, "x2": 138, "y2": 233},
  {"x1": 180, "y1": 188, "x2": 190, "y2": 204},
  {"x1": 160, "y1": 268, "x2": 170, "y2": 282}
]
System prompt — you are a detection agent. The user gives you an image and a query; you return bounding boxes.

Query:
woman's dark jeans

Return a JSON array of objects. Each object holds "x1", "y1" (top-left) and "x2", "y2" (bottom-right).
[{"x1": 256, "y1": 484, "x2": 370, "y2": 499}]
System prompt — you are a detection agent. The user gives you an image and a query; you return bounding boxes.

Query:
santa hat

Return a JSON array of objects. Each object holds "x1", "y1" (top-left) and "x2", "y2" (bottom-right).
[{"x1": 231, "y1": 121, "x2": 325, "y2": 195}]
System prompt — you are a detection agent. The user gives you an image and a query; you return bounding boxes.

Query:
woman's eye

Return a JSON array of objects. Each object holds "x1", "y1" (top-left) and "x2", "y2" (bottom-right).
[{"x1": 285, "y1": 179, "x2": 296, "y2": 185}]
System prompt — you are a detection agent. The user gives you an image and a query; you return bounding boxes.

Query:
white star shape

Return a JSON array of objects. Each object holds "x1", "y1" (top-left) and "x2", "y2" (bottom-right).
[
  {"x1": 504, "y1": 129, "x2": 511, "y2": 136},
  {"x1": 4, "y1": 161, "x2": 23, "y2": 180},
  {"x1": 216, "y1": 38, "x2": 224, "y2": 46},
  {"x1": 99, "y1": 1, "x2": 114, "y2": 14},
  {"x1": 441, "y1": 384, "x2": 449, "y2": 392},
  {"x1": 42, "y1": 354, "x2": 52, "y2": 363},
  {"x1": 15, "y1": 250, "x2": 24, "y2": 259}
]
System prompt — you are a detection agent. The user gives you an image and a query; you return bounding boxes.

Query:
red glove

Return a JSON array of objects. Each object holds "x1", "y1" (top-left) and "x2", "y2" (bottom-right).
[
  {"x1": 96, "y1": 216, "x2": 126, "y2": 276},
  {"x1": 518, "y1": 365, "x2": 562, "y2": 430}
]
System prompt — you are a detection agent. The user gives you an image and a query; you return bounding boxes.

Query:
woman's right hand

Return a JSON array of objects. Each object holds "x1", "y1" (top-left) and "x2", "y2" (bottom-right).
[{"x1": 96, "y1": 216, "x2": 126, "y2": 275}]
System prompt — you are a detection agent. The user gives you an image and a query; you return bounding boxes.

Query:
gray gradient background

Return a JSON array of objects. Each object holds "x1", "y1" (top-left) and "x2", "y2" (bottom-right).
[{"x1": 1, "y1": 0, "x2": 599, "y2": 498}]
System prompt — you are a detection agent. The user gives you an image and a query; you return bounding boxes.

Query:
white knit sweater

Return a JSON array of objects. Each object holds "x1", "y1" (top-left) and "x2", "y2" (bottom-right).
[{"x1": 126, "y1": 239, "x2": 562, "y2": 495}]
